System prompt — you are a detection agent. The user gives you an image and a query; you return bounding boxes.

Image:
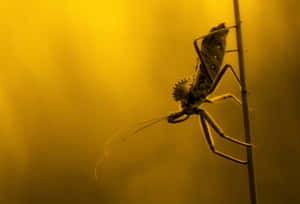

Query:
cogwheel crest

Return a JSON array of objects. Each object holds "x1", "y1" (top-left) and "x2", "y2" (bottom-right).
[{"x1": 172, "y1": 79, "x2": 192, "y2": 102}]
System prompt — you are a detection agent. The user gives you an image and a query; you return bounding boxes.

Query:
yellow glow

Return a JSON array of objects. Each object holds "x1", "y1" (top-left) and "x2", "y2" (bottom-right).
[{"x1": 1, "y1": 0, "x2": 299, "y2": 203}]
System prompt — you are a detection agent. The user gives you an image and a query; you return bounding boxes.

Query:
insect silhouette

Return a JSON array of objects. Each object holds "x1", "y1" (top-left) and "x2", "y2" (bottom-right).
[
  {"x1": 95, "y1": 22, "x2": 251, "y2": 181},
  {"x1": 167, "y1": 22, "x2": 251, "y2": 164}
]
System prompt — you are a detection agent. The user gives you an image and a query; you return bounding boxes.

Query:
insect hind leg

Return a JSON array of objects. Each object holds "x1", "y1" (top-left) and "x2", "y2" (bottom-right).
[
  {"x1": 199, "y1": 112, "x2": 248, "y2": 165},
  {"x1": 201, "y1": 110, "x2": 251, "y2": 147}
]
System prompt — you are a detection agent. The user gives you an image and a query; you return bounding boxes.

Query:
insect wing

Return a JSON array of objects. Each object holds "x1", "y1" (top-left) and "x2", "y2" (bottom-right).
[{"x1": 200, "y1": 24, "x2": 228, "y2": 81}]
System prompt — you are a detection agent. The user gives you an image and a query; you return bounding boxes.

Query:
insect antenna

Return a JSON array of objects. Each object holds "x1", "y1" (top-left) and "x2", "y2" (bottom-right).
[
  {"x1": 94, "y1": 114, "x2": 169, "y2": 182},
  {"x1": 133, "y1": 115, "x2": 168, "y2": 134}
]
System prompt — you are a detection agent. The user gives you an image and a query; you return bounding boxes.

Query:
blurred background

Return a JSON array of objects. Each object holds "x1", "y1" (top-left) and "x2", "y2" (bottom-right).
[{"x1": 0, "y1": 0, "x2": 299, "y2": 203}]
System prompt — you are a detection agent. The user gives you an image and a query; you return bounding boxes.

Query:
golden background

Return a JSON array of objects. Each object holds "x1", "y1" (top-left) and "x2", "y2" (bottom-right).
[{"x1": 1, "y1": 0, "x2": 299, "y2": 203}]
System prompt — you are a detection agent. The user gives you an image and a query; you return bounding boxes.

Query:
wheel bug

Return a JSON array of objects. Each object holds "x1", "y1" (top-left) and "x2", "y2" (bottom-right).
[
  {"x1": 167, "y1": 22, "x2": 251, "y2": 164},
  {"x1": 95, "y1": 22, "x2": 251, "y2": 181}
]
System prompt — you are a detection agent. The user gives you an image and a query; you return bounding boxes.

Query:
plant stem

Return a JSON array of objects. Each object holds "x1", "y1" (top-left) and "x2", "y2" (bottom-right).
[{"x1": 232, "y1": 0, "x2": 257, "y2": 203}]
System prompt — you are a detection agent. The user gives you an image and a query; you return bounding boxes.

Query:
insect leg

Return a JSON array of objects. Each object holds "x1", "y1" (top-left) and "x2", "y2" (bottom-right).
[
  {"x1": 207, "y1": 93, "x2": 241, "y2": 105},
  {"x1": 201, "y1": 109, "x2": 251, "y2": 147},
  {"x1": 199, "y1": 111, "x2": 248, "y2": 165},
  {"x1": 192, "y1": 45, "x2": 213, "y2": 87},
  {"x1": 193, "y1": 38, "x2": 202, "y2": 58},
  {"x1": 208, "y1": 64, "x2": 241, "y2": 94},
  {"x1": 194, "y1": 57, "x2": 200, "y2": 71},
  {"x1": 193, "y1": 38, "x2": 211, "y2": 67}
]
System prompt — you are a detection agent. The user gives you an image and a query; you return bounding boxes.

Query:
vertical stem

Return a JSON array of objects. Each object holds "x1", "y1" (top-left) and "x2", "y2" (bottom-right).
[{"x1": 232, "y1": 0, "x2": 257, "y2": 204}]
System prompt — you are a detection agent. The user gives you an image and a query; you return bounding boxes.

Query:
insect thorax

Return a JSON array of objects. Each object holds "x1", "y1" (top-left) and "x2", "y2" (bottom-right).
[
  {"x1": 172, "y1": 77, "x2": 209, "y2": 109},
  {"x1": 172, "y1": 23, "x2": 229, "y2": 110}
]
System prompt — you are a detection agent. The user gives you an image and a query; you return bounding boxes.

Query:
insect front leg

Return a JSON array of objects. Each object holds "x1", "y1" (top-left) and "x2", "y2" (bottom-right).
[
  {"x1": 193, "y1": 38, "x2": 202, "y2": 58},
  {"x1": 193, "y1": 38, "x2": 211, "y2": 70},
  {"x1": 194, "y1": 57, "x2": 200, "y2": 70},
  {"x1": 198, "y1": 110, "x2": 248, "y2": 165},
  {"x1": 208, "y1": 64, "x2": 241, "y2": 94}
]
